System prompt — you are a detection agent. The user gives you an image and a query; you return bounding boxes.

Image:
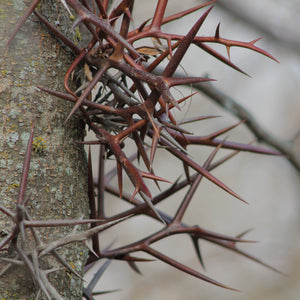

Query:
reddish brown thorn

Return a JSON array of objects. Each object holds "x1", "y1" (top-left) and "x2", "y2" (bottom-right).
[
  {"x1": 145, "y1": 247, "x2": 239, "y2": 291},
  {"x1": 37, "y1": 86, "x2": 116, "y2": 115},
  {"x1": 17, "y1": 120, "x2": 35, "y2": 206},
  {"x1": 176, "y1": 92, "x2": 199, "y2": 107},
  {"x1": 163, "y1": 6, "x2": 214, "y2": 77},
  {"x1": 116, "y1": 254, "x2": 154, "y2": 263},
  {"x1": 207, "y1": 138, "x2": 281, "y2": 155},
  {"x1": 156, "y1": 93, "x2": 198, "y2": 117},
  {"x1": 164, "y1": 76, "x2": 215, "y2": 87},
  {"x1": 248, "y1": 38, "x2": 279, "y2": 63},
  {"x1": 173, "y1": 142, "x2": 224, "y2": 223},
  {"x1": 150, "y1": 126, "x2": 161, "y2": 166},
  {"x1": 208, "y1": 150, "x2": 240, "y2": 171},
  {"x1": 157, "y1": 98, "x2": 177, "y2": 125},
  {"x1": 140, "y1": 171, "x2": 172, "y2": 184},
  {"x1": 205, "y1": 235, "x2": 284, "y2": 275},
  {"x1": 139, "y1": 192, "x2": 166, "y2": 224},
  {"x1": 179, "y1": 115, "x2": 220, "y2": 125},
  {"x1": 154, "y1": 132, "x2": 247, "y2": 203},
  {"x1": 130, "y1": 187, "x2": 139, "y2": 203},
  {"x1": 162, "y1": 0, "x2": 218, "y2": 25},
  {"x1": 5, "y1": 0, "x2": 41, "y2": 50},
  {"x1": 196, "y1": 42, "x2": 249, "y2": 76},
  {"x1": 64, "y1": 50, "x2": 88, "y2": 99},
  {"x1": 115, "y1": 149, "x2": 154, "y2": 203},
  {"x1": 160, "y1": 122, "x2": 192, "y2": 135},
  {"x1": 205, "y1": 120, "x2": 245, "y2": 140},
  {"x1": 136, "y1": 18, "x2": 152, "y2": 33},
  {"x1": 117, "y1": 161, "x2": 123, "y2": 198}
]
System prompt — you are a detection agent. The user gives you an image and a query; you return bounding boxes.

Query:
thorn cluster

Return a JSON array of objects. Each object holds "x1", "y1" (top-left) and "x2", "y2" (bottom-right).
[{"x1": 2, "y1": 0, "x2": 281, "y2": 297}]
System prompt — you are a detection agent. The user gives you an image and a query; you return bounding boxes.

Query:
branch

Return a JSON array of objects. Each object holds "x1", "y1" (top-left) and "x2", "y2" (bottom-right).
[
  {"x1": 153, "y1": 68, "x2": 300, "y2": 173},
  {"x1": 216, "y1": 0, "x2": 300, "y2": 53}
]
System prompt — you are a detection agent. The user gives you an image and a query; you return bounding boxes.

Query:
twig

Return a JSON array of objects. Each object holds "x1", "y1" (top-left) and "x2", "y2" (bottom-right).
[
  {"x1": 195, "y1": 80, "x2": 300, "y2": 173},
  {"x1": 154, "y1": 68, "x2": 300, "y2": 173},
  {"x1": 216, "y1": 0, "x2": 300, "y2": 53}
]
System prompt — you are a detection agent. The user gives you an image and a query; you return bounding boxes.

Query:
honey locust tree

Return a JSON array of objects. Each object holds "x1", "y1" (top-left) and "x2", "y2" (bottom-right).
[{"x1": 0, "y1": 1, "x2": 282, "y2": 299}]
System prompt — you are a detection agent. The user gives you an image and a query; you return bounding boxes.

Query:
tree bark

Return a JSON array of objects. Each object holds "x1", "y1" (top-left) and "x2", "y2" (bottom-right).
[{"x1": 0, "y1": 1, "x2": 89, "y2": 298}]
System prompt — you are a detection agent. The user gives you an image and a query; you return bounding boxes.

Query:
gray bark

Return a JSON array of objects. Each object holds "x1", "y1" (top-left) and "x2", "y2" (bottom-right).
[{"x1": 0, "y1": 1, "x2": 89, "y2": 299}]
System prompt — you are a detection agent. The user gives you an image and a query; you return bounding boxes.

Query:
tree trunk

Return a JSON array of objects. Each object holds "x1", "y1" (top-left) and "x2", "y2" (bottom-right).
[{"x1": 0, "y1": 1, "x2": 89, "y2": 298}]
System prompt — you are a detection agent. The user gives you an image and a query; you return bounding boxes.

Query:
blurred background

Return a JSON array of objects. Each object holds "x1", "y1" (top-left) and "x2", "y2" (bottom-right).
[{"x1": 84, "y1": 1, "x2": 300, "y2": 299}]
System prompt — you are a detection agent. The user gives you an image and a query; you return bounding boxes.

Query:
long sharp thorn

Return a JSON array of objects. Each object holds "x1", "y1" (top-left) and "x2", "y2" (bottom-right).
[
  {"x1": 150, "y1": 129, "x2": 159, "y2": 166},
  {"x1": 5, "y1": 0, "x2": 41, "y2": 50},
  {"x1": 215, "y1": 23, "x2": 220, "y2": 38},
  {"x1": 165, "y1": 76, "x2": 215, "y2": 87},
  {"x1": 206, "y1": 236, "x2": 284, "y2": 275},
  {"x1": 140, "y1": 192, "x2": 166, "y2": 224},
  {"x1": 146, "y1": 247, "x2": 239, "y2": 291},
  {"x1": 183, "y1": 162, "x2": 190, "y2": 183},
  {"x1": 196, "y1": 42, "x2": 249, "y2": 76},
  {"x1": 206, "y1": 121, "x2": 245, "y2": 140},
  {"x1": 140, "y1": 171, "x2": 172, "y2": 184},
  {"x1": 163, "y1": 6, "x2": 214, "y2": 77},
  {"x1": 92, "y1": 289, "x2": 121, "y2": 296},
  {"x1": 18, "y1": 120, "x2": 35, "y2": 205},
  {"x1": 86, "y1": 260, "x2": 112, "y2": 291},
  {"x1": 127, "y1": 261, "x2": 143, "y2": 275},
  {"x1": 157, "y1": 135, "x2": 247, "y2": 203},
  {"x1": 117, "y1": 161, "x2": 123, "y2": 198},
  {"x1": 162, "y1": 0, "x2": 218, "y2": 25},
  {"x1": 191, "y1": 236, "x2": 205, "y2": 270}
]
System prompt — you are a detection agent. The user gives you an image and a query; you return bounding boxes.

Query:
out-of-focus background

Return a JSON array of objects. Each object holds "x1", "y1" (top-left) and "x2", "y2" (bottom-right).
[{"x1": 85, "y1": 1, "x2": 300, "y2": 299}]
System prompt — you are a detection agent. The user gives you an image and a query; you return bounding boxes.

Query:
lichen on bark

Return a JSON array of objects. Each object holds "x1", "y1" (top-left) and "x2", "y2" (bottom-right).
[{"x1": 0, "y1": 1, "x2": 89, "y2": 298}]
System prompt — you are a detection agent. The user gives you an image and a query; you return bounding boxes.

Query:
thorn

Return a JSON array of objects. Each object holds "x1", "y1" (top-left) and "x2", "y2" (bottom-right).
[
  {"x1": 191, "y1": 236, "x2": 205, "y2": 270},
  {"x1": 117, "y1": 161, "x2": 123, "y2": 198},
  {"x1": 139, "y1": 192, "x2": 166, "y2": 224},
  {"x1": 130, "y1": 187, "x2": 139, "y2": 202},
  {"x1": 250, "y1": 37, "x2": 263, "y2": 45},
  {"x1": 5, "y1": 0, "x2": 41, "y2": 50},
  {"x1": 215, "y1": 22, "x2": 220, "y2": 38},
  {"x1": 140, "y1": 171, "x2": 172, "y2": 184},
  {"x1": 127, "y1": 261, "x2": 143, "y2": 275},
  {"x1": 226, "y1": 45, "x2": 231, "y2": 60}
]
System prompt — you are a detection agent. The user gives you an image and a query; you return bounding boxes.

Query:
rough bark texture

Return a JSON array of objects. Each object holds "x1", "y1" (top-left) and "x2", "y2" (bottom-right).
[{"x1": 0, "y1": 1, "x2": 89, "y2": 298}]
